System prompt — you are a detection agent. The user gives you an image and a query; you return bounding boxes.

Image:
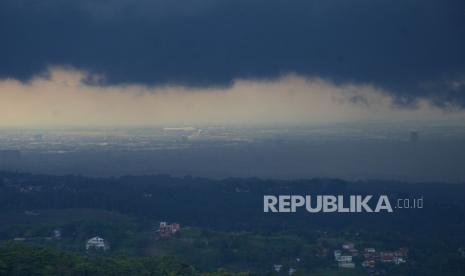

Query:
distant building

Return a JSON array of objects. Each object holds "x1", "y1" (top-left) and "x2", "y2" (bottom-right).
[
  {"x1": 335, "y1": 243, "x2": 357, "y2": 268},
  {"x1": 338, "y1": 262, "x2": 355, "y2": 268},
  {"x1": 53, "y1": 229, "x2": 61, "y2": 239},
  {"x1": 273, "y1": 264, "x2": 282, "y2": 272},
  {"x1": 334, "y1": 249, "x2": 342, "y2": 259},
  {"x1": 86, "y1": 236, "x2": 109, "y2": 251},
  {"x1": 396, "y1": 247, "x2": 409, "y2": 257},
  {"x1": 342, "y1": 242, "x2": 354, "y2": 250},
  {"x1": 363, "y1": 252, "x2": 378, "y2": 260},
  {"x1": 362, "y1": 260, "x2": 376, "y2": 268},
  {"x1": 158, "y1": 221, "x2": 181, "y2": 237},
  {"x1": 364, "y1": 248, "x2": 376, "y2": 253},
  {"x1": 379, "y1": 248, "x2": 408, "y2": 264},
  {"x1": 338, "y1": 255, "x2": 352, "y2": 263},
  {"x1": 394, "y1": 256, "x2": 406, "y2": 265},
  {"x1": 380, "y1": 252, "x2": 395, "y2": 263}
]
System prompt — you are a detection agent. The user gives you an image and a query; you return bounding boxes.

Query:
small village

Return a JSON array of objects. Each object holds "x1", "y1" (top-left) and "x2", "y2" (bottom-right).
[
  {"x1": 11, "y1": 220, "x2": 182, "y2": 254},
  {"x1": 157, "y1": 221, "x2": 181, "y2": 238},
  {"x1": 85, "y1": 221, "x2": 181, "y2": 251},
  {"x1": 334, "y1": 242, "x2": 408, "y2": 271},
  {"x1": 8, "y1": 220, "x2": 465, "y2": 276},
  {"x1": 11, "y1": 224, "x2": 410, "y2": 275},
  {"x1": 272, "y1": 263, "x2": 298, "y2": 275}
]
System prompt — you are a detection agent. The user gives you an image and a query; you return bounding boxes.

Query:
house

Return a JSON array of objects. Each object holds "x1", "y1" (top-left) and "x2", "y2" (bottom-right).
[
  {"x1": 394, "y1": 256, "x2": 406, "y2": 265},
  {"x1": 86, "y1": 236, "x2": 109, "y2": 251},
  {"x1": 288, "y1": 268, "x2": 297, "y2": 275},
  {"x1": 338, "y1": 255, "x2": 352, "y2": 263},
  {"x1": 364, "y1": 248, "x2": 376, "y2": 253},
  {"x1": 363, "y1": 248, "x2": 378, "y2": 260},
  {"x1": 342, "y1": 242, "x2": 354, "y2": 250},
  {"x1": 363, "y1": 252, "x2": 378, "y2": 260},
  {"x1": 273, "y1": 264, "x2": 282, "y2": 272},
  {"x1": 362, "y1": 260, "x2": 376, "y2": 268},
  {"x1": 396, "y1": 247, "x2": 409, "y2": 257},
  {"x1": 338, "y1": 262, "x2": 355, "y2": 268},
  {"x1": 379, "y1": 248, "x2": 408, "y2": 264},
  {"x1": 334, "y1": 250, "x2": 342, "y2": 260},
  {"x1": 53, "y1": 229, "x2": 61, "y2": 239},
  {"x1": 159, "y1": 222, "x2": 181, "y2": 237},
  {"x1": 380, "y1": 252, "x2": 394, "y2": 263}
]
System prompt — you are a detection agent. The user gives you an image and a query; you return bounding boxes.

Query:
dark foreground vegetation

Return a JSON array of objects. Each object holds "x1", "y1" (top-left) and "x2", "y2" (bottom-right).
[
  {"x1": 0, "y1": 242, "x2": 252, "y2": 276},
  {"x1": 1, "y1": 172, "x2": 465, "y2": 275}
]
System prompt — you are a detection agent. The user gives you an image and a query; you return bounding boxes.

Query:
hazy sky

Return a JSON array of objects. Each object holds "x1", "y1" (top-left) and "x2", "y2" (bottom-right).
[
  {"x1": 1, "y1": 0, "x2": 465, "y2": 127},
  {"x1": 1, "y1": 68, "x2": 464, "y2": 127}
]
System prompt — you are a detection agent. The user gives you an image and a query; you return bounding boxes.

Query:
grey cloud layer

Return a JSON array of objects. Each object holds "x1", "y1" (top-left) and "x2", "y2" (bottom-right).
[{"x1": 1, "y1": 0, "x2": 465, "y2": 105}]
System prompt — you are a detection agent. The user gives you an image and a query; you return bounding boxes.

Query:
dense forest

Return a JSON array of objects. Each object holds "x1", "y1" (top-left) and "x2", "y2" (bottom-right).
[
  {"x1": 1, "y1": 172, "x2": 465, "y2": 275},
  {"x1": 1, "y1": 172, "x2": 465, "y2": 234},
  {"x1": 0, "y1": 242, "x2": 252, "y2": 276}
]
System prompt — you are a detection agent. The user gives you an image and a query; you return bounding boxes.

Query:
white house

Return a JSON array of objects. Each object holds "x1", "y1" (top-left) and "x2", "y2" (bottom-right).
[
  {"x1": 394, "y1": 256, "x2": 406, "y2": 265},
  {"x1": 86, "y1": 236, "x2": 109, "y2": 251},
  {"x1": 273, "y1": 264, "x2": 282, "y2": 272},
  {"x1": 338, "y1": 255, "x2": 352, "y2": 262},
  {"x1": 334, "y1": 250, "x2": 342, "y2": 260},
  {"x1": 53, "y1": 229, "x2": 61, "y2": 239},
  {"x1": 342, "y1": 242, "x2": 354, "y2": 250}
]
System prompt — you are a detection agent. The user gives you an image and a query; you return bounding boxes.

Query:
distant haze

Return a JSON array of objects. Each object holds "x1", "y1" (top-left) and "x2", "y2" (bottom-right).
[
  {"x1": 1, "y1": 68, "x2": 464, "y2": 127},
  {"x1": 1, "y1": 125, "x2": 465, "y2": 182}
]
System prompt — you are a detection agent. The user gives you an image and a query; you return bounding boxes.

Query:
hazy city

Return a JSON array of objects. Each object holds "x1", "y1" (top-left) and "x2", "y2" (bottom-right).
[{"x1": 1, "y1": 123, "x2": 465, "y2": 182}]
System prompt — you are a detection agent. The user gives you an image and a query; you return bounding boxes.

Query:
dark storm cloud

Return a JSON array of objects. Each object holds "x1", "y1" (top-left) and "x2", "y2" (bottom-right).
[{"x1": 1, "y1": 0, "x2": 465, "y2": 104}]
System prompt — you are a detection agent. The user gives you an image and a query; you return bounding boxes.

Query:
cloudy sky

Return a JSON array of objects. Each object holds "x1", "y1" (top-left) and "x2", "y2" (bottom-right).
[{"x1": 1, "y1": 0, "x2": 465, "y2": 127}]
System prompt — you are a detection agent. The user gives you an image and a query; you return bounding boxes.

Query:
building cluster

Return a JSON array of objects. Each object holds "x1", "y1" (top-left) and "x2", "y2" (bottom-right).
[
  {"x1": 85, "y1": 236, "x2": 110, "y2": 251},
  {"x1": 334, "y1": 242, "x2": 358, "y2": 268},
  {"x1": 334, "y1": 242, "x2": 408, "y2": 269},
  {"x1": 158, "y1": 221, "x2": 181, "y2": 238},
  {"x1": 13, "y1": 229, "x2": 61, "y2": 242},
  {"x1": 272, "y1": 264, "x2": 297, "y2": 275}
]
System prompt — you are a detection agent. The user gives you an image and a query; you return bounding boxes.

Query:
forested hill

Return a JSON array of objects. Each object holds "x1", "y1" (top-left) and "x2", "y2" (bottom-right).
[
  {"x1": 0, "y1": 242, "x2": 250, "y2": 276},
  {"x1": 1, "y1": 171, "x2": 464, "y2": 237}
]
